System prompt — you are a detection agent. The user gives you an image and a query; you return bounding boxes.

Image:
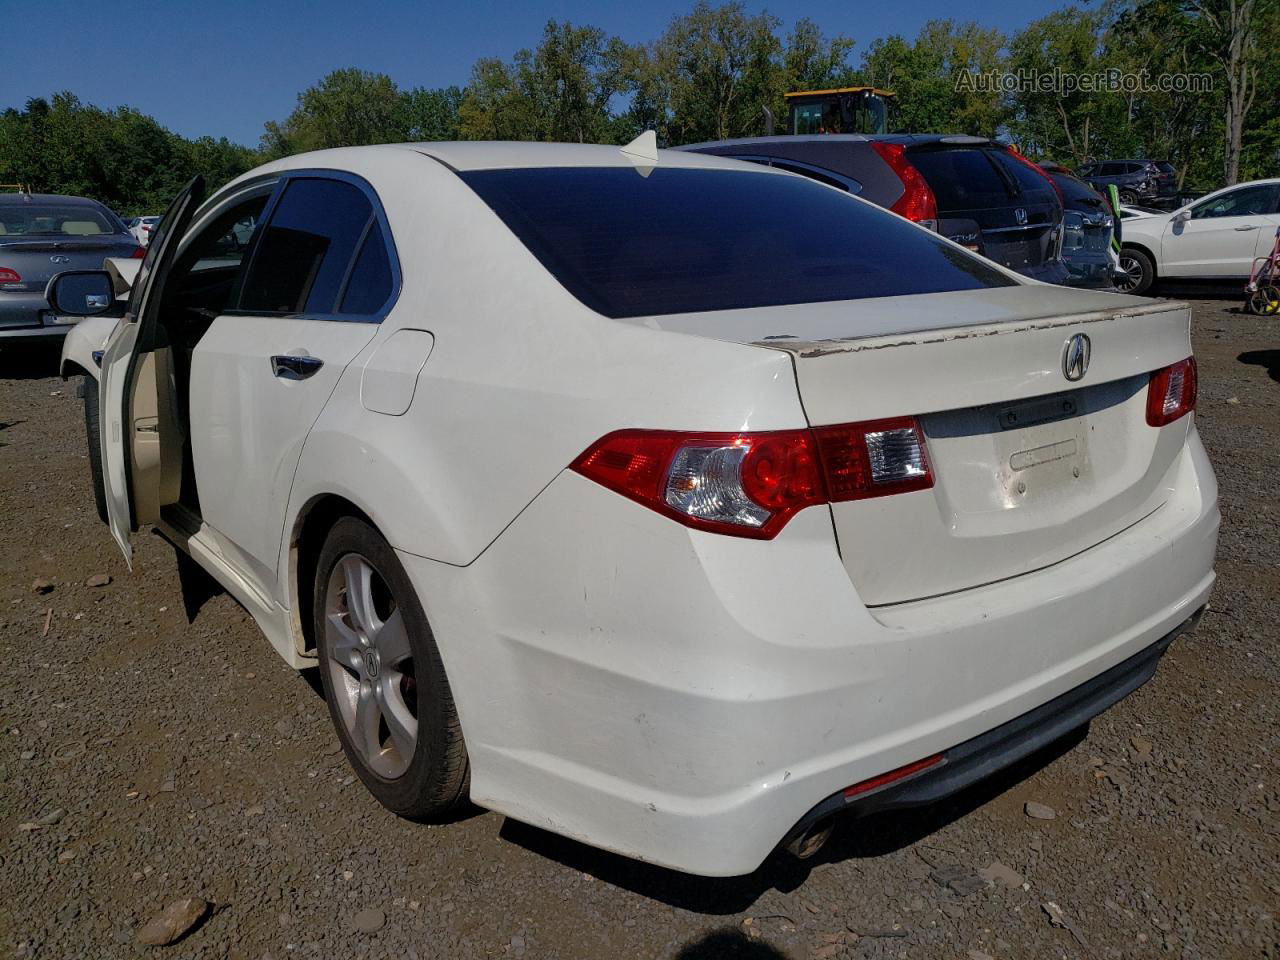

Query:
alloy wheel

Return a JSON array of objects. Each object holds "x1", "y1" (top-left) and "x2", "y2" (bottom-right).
[
  {"x1": 1115, "y1": 254, "x2": 1144, "y2": 294},
  {"x1": 324, "y1": 553, "x2": 419, "y2": 778}
]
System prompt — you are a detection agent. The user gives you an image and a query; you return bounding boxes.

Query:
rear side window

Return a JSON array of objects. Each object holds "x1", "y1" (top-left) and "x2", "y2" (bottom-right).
[
  {"x1": 338, "y1": 222, "x2": 394, "y2": 314},
  {"x1": 904, "y1": 149, "x2": 1014, "y2": 210},
  {"x1": 460, "y1": 166, "x2": 1013, "y2": 319},
  {"x1": 239, "y1": 178, "x2": 373, "y2": 314}
]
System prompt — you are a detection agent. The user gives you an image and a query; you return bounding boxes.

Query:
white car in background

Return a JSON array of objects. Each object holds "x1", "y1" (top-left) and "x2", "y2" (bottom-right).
[
  {"x1": 52, "y1": 140, "x2": 1217, "y2": 877},
  {"x1": 128, "y1": 215, "x2": 160, "y2": 245},
  {"x1": 1117, "y1": 178, "x2": 1280, "y2": 294}
]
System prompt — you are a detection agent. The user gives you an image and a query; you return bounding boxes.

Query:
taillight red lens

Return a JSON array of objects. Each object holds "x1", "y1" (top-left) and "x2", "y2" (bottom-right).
[
  {"x1": 571, "y1": 417, "x2": 933, "y2": 539},
  {"x1": 1146, "y1": 357, "x2": 1197, "y2": 426},
  {"x1": 813, "y1": 417, "x2": 933, "y2": 501},
  {"x1": 870, "y1": 142, "x2": 938, "y2": 224},
  {"x1": 0, "y1": 267, "x2": 21, "y2": 283},
  {"x1": 130, "y1": 246, "x2": 146, "y2": 259}
]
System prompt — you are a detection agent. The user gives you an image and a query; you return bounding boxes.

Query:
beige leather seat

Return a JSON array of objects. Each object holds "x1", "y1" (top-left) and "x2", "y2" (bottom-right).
[{"x1": 61, "y1": 220, "x2": 103, "y2": 235}]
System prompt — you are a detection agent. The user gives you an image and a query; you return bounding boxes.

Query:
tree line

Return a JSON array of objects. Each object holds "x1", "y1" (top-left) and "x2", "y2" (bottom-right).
[{"x1": 2, "y1": 0, "x2": 1275, "y2": 215}]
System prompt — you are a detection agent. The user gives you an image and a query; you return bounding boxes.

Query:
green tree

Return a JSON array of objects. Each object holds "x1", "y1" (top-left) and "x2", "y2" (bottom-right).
[
  {"x1": 262, "y1": 68, "x2": 404, "y2": 156},
  {"x1": 652, "y1": 1, "x2": 782, "y2": 143},
  {"x1": 458, "y1": 21, "x2": 630, "y2": 143},
  {"x1": 1006, "y1": 8, "x2": 1108, "y2": 162},
  {"x1": 862, "y1": 21, "x2": 1007, "y2": 137},
  {"x1": 399, "y1": 85, "x2": 464, "y2": 141},
  {"x1": 1181, "y1": 0, "x2": 1278, "y2": 183}
]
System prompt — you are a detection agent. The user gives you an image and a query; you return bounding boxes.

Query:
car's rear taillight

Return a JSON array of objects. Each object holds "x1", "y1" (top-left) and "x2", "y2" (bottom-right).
[
  {"x1": 571, "y1": 417, "x2": 933, "y2": 539},
  {"x1": 1146, "y1": 357, "x2": 1197, "y2": 426},
  {"x1": 813, "y1": 417, "x2": 934, "y2": 501},
  {"x1": 0, "y1": 267, "x2": 21, "y2": 283},
  {"x1": 870, "y1": 142, "x2": 938, "y2": 228},
  {"x1": 130, "y1": 246, "x2": 146, "y2": 259}
]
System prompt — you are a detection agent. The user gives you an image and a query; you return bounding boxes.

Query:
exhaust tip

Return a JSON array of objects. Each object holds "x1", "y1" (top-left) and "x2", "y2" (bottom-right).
[{"x1": 785, "y1": 816, "x2": 835, "y2": 860}]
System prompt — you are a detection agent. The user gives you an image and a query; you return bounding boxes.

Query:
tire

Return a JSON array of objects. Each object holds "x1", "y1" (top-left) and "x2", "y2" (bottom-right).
[
  {"x1": 314, "y1": 516, "x2": 469, "y2": 818},
  {"x1": 1116, "y1": 247, "x2": 1156, "y2": 296},
  {"x1": 1248, "y1": 284, "x2": 1280, "y2": 316},
  {"x1": 82, "y1": 376, "x2": 108, "y2": 525},
  {"x1": 1119, "y1": 189, "x2": 1138, "y2": 205}
]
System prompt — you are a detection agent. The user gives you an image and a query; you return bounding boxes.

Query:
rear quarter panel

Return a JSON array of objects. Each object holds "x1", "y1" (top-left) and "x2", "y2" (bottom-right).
[{"x1": 279, "y1": 150, "x2": 808, "y2": 589}]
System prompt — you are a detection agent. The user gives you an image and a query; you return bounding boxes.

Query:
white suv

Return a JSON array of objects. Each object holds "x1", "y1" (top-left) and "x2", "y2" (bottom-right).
[{"x1": 54, "y1": 141, "x2": 1217, "y2": 877}]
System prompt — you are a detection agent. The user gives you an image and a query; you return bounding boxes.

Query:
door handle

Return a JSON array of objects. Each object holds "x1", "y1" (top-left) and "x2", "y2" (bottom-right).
[
  {"x1": 270, "y1": 354, "x2": 324, "y2": 380},
  {"x1": 1234, "y1": 224, "x2": 1258, "y2": 231}
]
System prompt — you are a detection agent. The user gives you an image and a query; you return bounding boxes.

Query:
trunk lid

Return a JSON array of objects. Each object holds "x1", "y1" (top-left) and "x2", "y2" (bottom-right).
[
  {"x1": 647, "y1": 285, "x2": 1193, "y2": 605},
  {"x1": 0, "y1": 237, "x2": 138, "y2": 291}
]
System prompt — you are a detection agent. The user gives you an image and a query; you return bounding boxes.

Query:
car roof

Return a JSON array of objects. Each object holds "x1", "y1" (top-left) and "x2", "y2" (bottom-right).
[
  {"x1": 0, "y1": 193, "x2": 106, "y2": 206},
  {"x1": 676, "y1": 133, "x2": 995, "y2": 151},
  {"x1": 244, "y1": 141, "x2": 786, "y2": 177}
]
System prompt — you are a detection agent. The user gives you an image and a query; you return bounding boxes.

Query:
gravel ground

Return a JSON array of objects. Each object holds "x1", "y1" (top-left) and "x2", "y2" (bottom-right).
[{"x1": 0, "y1": 298, "x2": 1276, "y2": 960}]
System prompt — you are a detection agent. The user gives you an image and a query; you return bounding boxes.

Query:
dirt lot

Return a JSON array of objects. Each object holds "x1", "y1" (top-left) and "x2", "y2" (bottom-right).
[{"x1": 0, "y1": 298, "x2": 1276, "y2": 960}]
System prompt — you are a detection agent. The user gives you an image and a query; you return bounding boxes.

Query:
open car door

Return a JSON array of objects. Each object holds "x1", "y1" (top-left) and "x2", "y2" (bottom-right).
[{"x1": 98, "y1": 176, "x2": 205, "y2": 567}]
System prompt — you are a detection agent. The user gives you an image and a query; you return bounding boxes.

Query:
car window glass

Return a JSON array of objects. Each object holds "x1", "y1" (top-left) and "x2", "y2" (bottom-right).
[
  {"x1": 161, "y1": 194, "x2": 271, "y2": 322},
  {"x1": 1190, "y1": 185, "x2": 1277, "y2": 220},
  {"x1": 905, "y1": 149, "x2": 1014, "y2": 210},
  {"x1": 989, "y1": 152, "x2": 1057, "y2": 204},
  {"x1": 461, "y1": 166, "x2": 1014, "y2": 319},
  {"x1": 184, "y1": 206, "x2": 265, "y2": 275},
  {"x1": 338, "y1": 222, "x2": 394, "y2": 315},
  {"x1": 239, "y1": 178, "x2": 373, "y2": 314},
  {"x1": 0, "y1": 203, "x2": 121, "y2": 237}
]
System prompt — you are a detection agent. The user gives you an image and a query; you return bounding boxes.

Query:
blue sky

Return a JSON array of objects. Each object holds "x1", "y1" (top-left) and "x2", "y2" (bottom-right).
[{"x1": 11, "y1": 0, "x2": 1076, "y2": 146}]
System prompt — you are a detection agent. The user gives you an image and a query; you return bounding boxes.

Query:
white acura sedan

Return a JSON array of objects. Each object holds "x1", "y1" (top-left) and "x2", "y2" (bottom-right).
[
  {"x1": 54, "y1": 138, "x2": 1218, "y2": 877},
  {"x1": 1117, "y1": 178, "x2": 1280, "y2": 294}
]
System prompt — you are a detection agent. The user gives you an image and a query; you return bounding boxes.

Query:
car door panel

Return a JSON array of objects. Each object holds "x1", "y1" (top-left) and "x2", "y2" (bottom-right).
[
  {"x1": 1163, "y1": 185, "x2": 1279, "y2": 277},
  {"x1": 99, "y1": 177, "x2": 204, "y2": 565},
  {"x1": 184, "y1": 172, "x2": 399, "y2": 594},
  {"x1": 188, "y1": 315, "x2": 378, "y2": 588}
]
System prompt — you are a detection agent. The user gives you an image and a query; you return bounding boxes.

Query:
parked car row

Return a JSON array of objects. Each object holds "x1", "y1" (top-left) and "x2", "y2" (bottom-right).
[
  {"x1": 0, "y1": 192, "x2": 143, "y2": 342},
  {"x1": 681, "y1": 134, "x2": 1089, "y2": 287},
  {"x1": 46, "y1": 137, "x2": 1216, "y2": 877}
]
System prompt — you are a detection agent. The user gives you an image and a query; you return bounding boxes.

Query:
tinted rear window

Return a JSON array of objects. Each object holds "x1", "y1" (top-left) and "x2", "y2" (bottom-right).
[
  {"x1": 989, "y1": 152, "x2": 1058, "y2": 205},
  {"x1": 0, "y1": 203, "x2": 123, "y2": 237},
  {"x1": 904, "y1": 149, "x2": 1016, "y2": 210},
  {"x1": 1050, "y1": 173, "x2": 1104, "y2": 207},
  {"x1": 460, "y1": 167, "x2": 1012, "y2": 318}
]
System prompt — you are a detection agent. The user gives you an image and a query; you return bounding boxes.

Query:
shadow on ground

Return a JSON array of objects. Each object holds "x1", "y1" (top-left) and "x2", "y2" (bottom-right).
[
  {"x1": 674, "y1": 929, "x2": 789, "y2": 958},
  {"x1": 500, "y1": 726, "x2": 1087, "y2": 915},
  {"x1": 1239, "y1": 349, "x2": 1280, "y2": 384},
  {"x1": 0, "y1": 343, "x2": 63, "y2": 380}
]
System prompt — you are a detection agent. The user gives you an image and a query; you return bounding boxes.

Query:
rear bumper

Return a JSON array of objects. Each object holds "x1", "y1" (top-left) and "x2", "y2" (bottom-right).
[
  {"x1": 1062, "y1": 257, "x2": 1116, "y2": 289},
  {"x1": 0, "y1": 292, "x2": 73, "y2": 339},
  {"x1": 786, "y1": 608, "x2": 1198, "y2": 842},
  {"x1": 1020, "y1": 259, "x2": 1071, "y2": 285},
  {"x1": 403, "y1": 426, "x2": 1218, "y2": 876}
]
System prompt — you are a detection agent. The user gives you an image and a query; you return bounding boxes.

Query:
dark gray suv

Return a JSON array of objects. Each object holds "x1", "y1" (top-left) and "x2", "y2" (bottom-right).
[
  {"x1": 1078, "y1": 160, "x2": 1177, "y2": 206},
  {"x1": 0, "y1": 193, "x2": 141, "y2": 343},
  {"x1": 679, "y1": 134, "x2": 1069, "y2": 285}
]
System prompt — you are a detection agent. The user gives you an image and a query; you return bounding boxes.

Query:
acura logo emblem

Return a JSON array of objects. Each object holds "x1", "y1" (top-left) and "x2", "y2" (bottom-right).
[
  {"x1": 1014, "y1": 208, "x2": 1028, "y2": 225},
  {"x1": 49, "y1": 255, "x2": 71, "y2": 264},
  {"x1": 1062, "y1": 333, "x2": 1091, "y2": 382}
]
